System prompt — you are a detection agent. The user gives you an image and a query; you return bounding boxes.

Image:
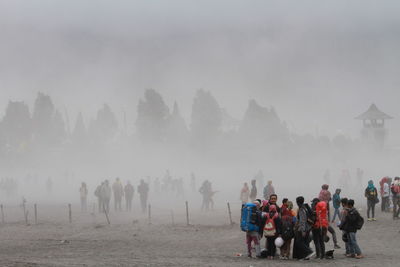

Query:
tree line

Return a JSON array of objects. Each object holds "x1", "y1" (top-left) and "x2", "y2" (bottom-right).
[{"x1": 0, "y1": 90, "x2": 354, "y2": 160}]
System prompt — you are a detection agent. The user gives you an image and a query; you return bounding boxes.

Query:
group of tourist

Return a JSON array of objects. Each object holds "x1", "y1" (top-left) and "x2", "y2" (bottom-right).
[
  {"x1": 240, "y1": 183, "x2": 364, "y2": 261},
  {"x1": 79, "y1": 178, "x2": 149, "y2": 213},
  {"x1": 363, "y1": 177, "x2": 400, "y2": 221}
]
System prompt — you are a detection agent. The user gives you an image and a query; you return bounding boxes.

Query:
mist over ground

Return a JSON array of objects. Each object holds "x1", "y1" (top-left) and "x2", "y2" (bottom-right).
[{"x1": 1, "y1": 0, "x2": 400, "y2": 208}]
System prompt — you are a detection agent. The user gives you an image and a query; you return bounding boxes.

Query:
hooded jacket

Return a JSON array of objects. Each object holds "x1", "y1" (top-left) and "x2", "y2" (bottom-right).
[{"x1": 314, "y1": 201, "x2": 328, "y2": 228}]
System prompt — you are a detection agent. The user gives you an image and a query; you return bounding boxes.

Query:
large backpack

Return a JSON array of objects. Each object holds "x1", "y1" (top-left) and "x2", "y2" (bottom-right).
[
  {"x1": 281, "y1": 216, "x2": 294, "y2": 241},
  {"x1": 392, "y1": 183, "x2": 400, "y2": 194},
  {"x1": 263, "y1": 215, "x2": 277, "y2": 237},
  {"x1": 240, "y1": 203, "x2": 259, "y2": 232},
  {"x1": 304, "y1": 203, "x2": 316, "y2": 226},
  {"x1": 348, "y1": 209, "x2": 364, "y2": 230}
]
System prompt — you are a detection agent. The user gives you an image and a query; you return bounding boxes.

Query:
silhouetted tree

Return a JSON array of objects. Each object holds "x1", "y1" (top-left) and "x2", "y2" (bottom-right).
[
  {"x1": 72, "y1": 112, "x2": 87, "y2": 147},
  {"x1": 166, "y1": 102, "x2": 188, "y2": 144},
  {"x1": 32, "y1": 92, "x2": 66, "y2": 146},
  {"x1": 89, "y1": 104, "x2": 118, "y2": 144},
  {"x1": 190, "y1": 89, "x2": 222, "y2": 146},
  {"x1": 239, "y1": 99, "x2": 290, "y2": 145},
  {"x1": 0, "y1": 101, "x2": 32, "y2": 152},
  {"x1": 136, "y1": 89, "x2": 169, "y2": 142}
]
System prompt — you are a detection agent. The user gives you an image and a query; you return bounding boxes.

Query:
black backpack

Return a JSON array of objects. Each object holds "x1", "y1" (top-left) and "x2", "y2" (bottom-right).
[
  {"x1": 281, "y1": 217, "x2": 294, "y2": 241},
  {"x1": 348, "y1": 209, "x2": 364, "y2": 230},
  {"x1": 304, "y1": 203, "x2": 316, "y2": 226}
]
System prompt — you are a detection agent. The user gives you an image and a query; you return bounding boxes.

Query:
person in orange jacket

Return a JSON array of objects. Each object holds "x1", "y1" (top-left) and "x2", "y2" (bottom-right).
[{"x1": 311, "y1": 198, "x2": 329, "y2": 259}]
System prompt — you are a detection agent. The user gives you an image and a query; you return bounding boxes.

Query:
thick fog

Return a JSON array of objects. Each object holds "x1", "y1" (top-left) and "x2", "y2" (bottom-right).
[{"x1": 1, "y1": 1, "x2": 400, "y2": 209}]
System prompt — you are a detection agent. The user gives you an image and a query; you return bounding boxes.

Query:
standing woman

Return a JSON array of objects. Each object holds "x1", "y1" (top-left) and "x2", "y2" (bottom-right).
[
  {"x1": 365, "y1": 180, "x2": 378, "y2": 221},
  {"x1": 240, "y1": 182, "x2": 250, "y2": 204}
]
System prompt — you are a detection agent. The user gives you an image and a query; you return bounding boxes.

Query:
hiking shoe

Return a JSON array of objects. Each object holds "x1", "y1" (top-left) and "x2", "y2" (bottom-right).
[
  {"x1": 305, "y1": 251, "x2": 316, "y2": 260},
  {"x1": 334, "y1": 244, "x2": 341, "y2": 249}
]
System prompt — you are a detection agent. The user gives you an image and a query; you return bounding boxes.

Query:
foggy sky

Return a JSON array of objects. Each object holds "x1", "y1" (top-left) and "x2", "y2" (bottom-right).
[{"x1": 1, "y1": 0, "x2": 400, "y2": 142}]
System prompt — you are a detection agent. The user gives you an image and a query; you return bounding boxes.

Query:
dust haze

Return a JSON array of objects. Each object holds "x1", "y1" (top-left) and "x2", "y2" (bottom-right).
[{"x1": 0, "y1": 0, "x2": 399, "y2": 212}]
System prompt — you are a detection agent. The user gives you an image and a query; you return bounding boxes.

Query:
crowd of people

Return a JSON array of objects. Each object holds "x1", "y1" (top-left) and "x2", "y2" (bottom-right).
[
  {"x1": 79, "y1": 178, "x2": 149, "y2": 214},
  {"x1": 240, "y1": 175, "x2": 400, "y2": 261},
  {"x1": 78, "y1": 171, "x2": 214, "y2": 214},
  {"x1": 368, "y1": 176, "x2": 400, "y2": 220},
  {"x1": 240, "y1": 182, "x2": 365, "y2": 261},
  {"x1": 199, "y1": 180, "x2": 216, "y2": 211}
]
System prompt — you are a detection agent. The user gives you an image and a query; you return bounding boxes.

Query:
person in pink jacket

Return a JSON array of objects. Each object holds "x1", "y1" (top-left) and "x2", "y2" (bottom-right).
[{"x1": 319, "y1": 184, "x2": 332, "y2": 221}]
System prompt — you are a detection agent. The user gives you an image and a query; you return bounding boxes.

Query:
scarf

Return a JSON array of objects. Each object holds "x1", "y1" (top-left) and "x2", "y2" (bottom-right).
[{"x1": 367, "y1": 180, "x2": 375, "y2": 191}]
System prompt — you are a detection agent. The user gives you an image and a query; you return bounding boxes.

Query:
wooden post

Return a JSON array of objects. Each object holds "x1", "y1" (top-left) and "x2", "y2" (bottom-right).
[
  {"x1": 68, "y1": 204, "x2": 72, "y2": 223},
  {"x1": 22, "y1": 200, "x2": 28, "y2": 225},
  {"x1": 148, "y1": 204, "x2": 151, "y2": 225},
  {"x1": 34, "y1": 204, "x2": 37, "y2": 224},
  {"x1": 0, "y1": 204, "x2": 4, "y2": 223},
  {"x1": 185, "y1": 201, "x2": 189, "y2": 226},
  {"x1": 103, "y1": 205, "x2": 110, "y2": 225},
  {"x1": 227, "y1": 202, "x2": 233, "y2": 225},
  {"x1": 171, "y1": 210, "x2": 175, "y2": 226}
]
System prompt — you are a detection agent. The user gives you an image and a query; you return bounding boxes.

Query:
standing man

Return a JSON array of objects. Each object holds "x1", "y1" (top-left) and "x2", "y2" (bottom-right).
[
  {"x1": 339, "y1": 199, "x2": 364, "y2": 259},
  {"x1": 94, "y1": 182, "x2": 103, "y2": 213},
  {"x1": 381, "y1": 178, "x2": 391, "y2": 212},
  {"x1": 331, "y1": 188, "x2": 341, "y2": 223},
  {"x1": 101, "y1": 180, "x2": 111, "y2": 214},
  {"x1": 263, "y1": 180, "x2": 275, "y2": 200},
  {"x1": 293, "y1": 196, "x2": 315, "y2": 260},
  {"x1": 124, "y1": 181, "x2": 134, "y2": 212},
  {"x1": 138, "y1": 179, "x2": 149, "y2": 213},
  {"x1": 112, "y1": 178, "x2": 124, "y2": 211},
  {"x1": 365, "y1": 180, "x2": 378, "y2": 221},
  {"x1": 79, "y1": 182, "x2": 88, "y2": 212},
  {"x1": 249, "y1": 179, "x2": 257, "y2": 202}
]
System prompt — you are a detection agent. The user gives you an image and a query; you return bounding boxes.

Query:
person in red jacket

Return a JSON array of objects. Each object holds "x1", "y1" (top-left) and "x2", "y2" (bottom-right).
[
  {"x1": 319, "y1": 184, "x2": 332, "y2": 221},
  {"x1": 311, "y1": 198, "x2": 328, "y2": 259}
]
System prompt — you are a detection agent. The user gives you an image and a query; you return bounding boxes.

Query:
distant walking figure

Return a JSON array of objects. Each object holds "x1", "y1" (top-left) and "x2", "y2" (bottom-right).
[
  {"x1": 79, "y1": 182, "x2": 88, "y2": 212},
  {"x1": 138, "y1": 179, "x2": 149, "y2": 213},
  {"x1": 263, "y1": 180, "x2": 275, "y2": 200},
  {"x1": 112, "y1": 177, "x2": 124, "y2": 211},
  {"x1": 240, "y1": 182, "x2": 250, "y2": 204},
  {"x1": 124, "y1": 181, "x2": 134, "y2": 212}
]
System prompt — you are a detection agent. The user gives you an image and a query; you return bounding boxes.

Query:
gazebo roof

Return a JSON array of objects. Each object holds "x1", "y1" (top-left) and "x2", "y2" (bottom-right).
[{"x1": 355, "y1": 104, "x2": 393, "y2": 120}]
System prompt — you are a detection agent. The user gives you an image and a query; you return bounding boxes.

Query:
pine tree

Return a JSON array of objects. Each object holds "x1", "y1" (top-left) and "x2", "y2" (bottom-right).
[
  {"x1": 136, "y1": 89, "x2": 169, "y2": 142},
  {"x1": 190, "y1": 89, "x2": 222, "y2": 146}
]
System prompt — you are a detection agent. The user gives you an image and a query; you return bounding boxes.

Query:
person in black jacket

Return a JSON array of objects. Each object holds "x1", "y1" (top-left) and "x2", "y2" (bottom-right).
[
  {"x1": 365, "y1": 180, "x2": 378, "y2": 221},
  {"x1": 292, "y1": 196, "x2": 315, "y2": 260},
  {"x1": 339, "y1": 199, "x2": 363, "y2": 259}
]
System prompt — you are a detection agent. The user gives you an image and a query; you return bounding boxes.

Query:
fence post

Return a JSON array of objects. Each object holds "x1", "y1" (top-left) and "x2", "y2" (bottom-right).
[
  {"x1": 103, "y1": 205, "x2": 111, "y2": 225},
  {"x1": 34, "y1": 204, "x2": 37, "y2": 224},
  {"x1": 22, "y1": 200, "x2": 28, "y2": 225},
  {"x1": 0, "y1": 204, "x2": 4, "y2": 223},
  {"x1": 148, "y1": 204, "x2": 152, "y2": 225},
  {"x1": 227, "y1": 202, "x2": 233, "y2": 225},
  {"x1": 185, "y1": 201, "x2": 189, "y2": 226},
  {"x1": 68, "y1": 204, "x2": 72, "y2": 223}
]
